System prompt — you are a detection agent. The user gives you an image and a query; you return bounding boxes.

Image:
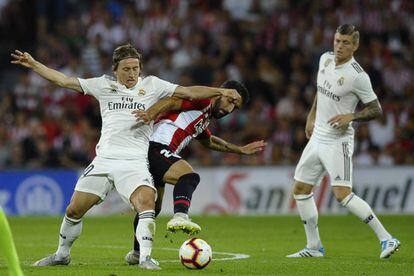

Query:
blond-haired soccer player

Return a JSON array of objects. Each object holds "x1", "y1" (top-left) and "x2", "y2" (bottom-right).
[
  {"x1": 287, "y1": 25, "x2": 400, "y2": 259},
  {"x1": 11, "y1": 44, "x2": 240, "y2": 270},
  {"x1": 0, "y1": 207, "x2": 23, "y2": 276}
]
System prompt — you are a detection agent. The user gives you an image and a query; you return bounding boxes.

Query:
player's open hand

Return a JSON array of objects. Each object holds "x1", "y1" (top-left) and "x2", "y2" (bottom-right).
[
  {"x1": 11, "y1": 50, "x2": 36, "y2": 68},
  {"x1": 328, "y1": 114, "x2": 353, "y2": 130},
  {"x1": 132, "y1": 110, "x2": 152, "y2": 124},
  {"x1": 240, "y1": 140, "x2": 267, "y2": 155},
  {"x1": 221, "y1": 88, "x2": 241, "y2": 103}
]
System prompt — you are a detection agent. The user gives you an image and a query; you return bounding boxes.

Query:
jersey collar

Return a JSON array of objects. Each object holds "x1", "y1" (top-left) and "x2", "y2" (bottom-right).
[
  {"x1": 335, "y1": 56, "x2": 355, "y2": 69},
  {"x1": 117, "y1": 77, "x2": 142, "y2": 90}
]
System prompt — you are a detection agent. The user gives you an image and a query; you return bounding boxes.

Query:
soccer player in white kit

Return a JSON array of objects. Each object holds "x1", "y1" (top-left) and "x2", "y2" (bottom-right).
[
  {"x1": 11, "y1": 44, "x2": 240, "y2": 270},
  {"x1": 287, "y1": 25, "x2": 400, "y2": 259}
]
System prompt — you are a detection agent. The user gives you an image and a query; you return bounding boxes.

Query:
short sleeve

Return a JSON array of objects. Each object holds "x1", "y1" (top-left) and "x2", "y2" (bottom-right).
[
  {"x1": 180, "y1": 99, "x2": 212, "y2": 111},
  {"x1": 152, "y1": 76, "x2": 178, "y2": 99},
  {"x1": 353, "y1": 72, "x2": 378, "y2": 104},
  {"x1": 195, "y1": 128, "x2": 212, "y2": 140},
  {"x1": 77, "y1": 75, "x2": 107, "y2": 98},
  {"x1": 318, "y1": 52, "x2": 331, "y2": 71}
]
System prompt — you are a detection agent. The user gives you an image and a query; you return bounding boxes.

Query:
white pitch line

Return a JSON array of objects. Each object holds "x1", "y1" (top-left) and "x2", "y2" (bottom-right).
[{"x1": 24, "y1": 244, "x2": 250, "y2": 263}]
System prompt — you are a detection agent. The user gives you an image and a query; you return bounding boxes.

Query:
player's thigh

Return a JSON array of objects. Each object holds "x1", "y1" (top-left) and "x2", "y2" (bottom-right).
[
  {"x1": 67, "y1": 190, "x2": 101, "y2": 219},
  {"x1": 294, "y1": 138, "x2": 325, "y2": 186},
  {"x1": 148, "y1": 142, "x2": 184, "y2": 186},
  {"x1": 75, "y1": 158, "x2": 113, "y2": 201},
  {"x1": 113, "y1": 159, "x2": 157, "y2": 209},
  {"x1": 320, "y1": 139, "x2": 353, "y2": 188},
  {"x1": 163, "y1": 160, "x2": 194, "y2": 185}
]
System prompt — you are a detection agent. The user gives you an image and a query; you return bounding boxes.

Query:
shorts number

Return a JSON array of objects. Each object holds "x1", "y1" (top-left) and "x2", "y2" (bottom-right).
[
  {"x1": 83, "y1": 164, "x2": 94, "y2": 176},
  {"x1": 160, "y1": 149, "x2": 173, "y2": 158}
]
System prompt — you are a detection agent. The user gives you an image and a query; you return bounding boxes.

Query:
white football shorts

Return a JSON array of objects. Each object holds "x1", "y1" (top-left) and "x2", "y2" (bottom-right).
[
  {"x1": 294, "y1": 136, "x2": 354, "y2": 187},
  {"x1": 74, "y1": 156, "x2": 156, "y2": 208}
]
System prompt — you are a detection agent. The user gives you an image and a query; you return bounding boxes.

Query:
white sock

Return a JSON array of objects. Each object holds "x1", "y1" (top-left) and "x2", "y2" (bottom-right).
[
  {"x1": 294, "y1": 193, "x2": 322, "y2": 250},
  {"x1": 174, "y1": 212, "x2": 188, "y2": 219},
  {"x1": 136, "y1": 210, "x2": 156, "y2": 263},
  {"x1": 55, "y1": 215, "x2": 82, "y2": 259},
  {"x1": 341, "y1": 193, "x2": 392, "y2": 241}
]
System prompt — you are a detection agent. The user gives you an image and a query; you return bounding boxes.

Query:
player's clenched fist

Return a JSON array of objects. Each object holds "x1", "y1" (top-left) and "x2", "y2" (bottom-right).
[{"x1": 11, "y1": 50, "x2": 36, "y2": 68}]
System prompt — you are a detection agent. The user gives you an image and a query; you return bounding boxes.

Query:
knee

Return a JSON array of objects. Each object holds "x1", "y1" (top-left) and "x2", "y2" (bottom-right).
[
  {"x1": 293, "y1": 181, "x2": 313, "y2": 196},
  {"x1": 131, "y1": 186, "x2": 156, "y2": 212},
  {"x1": 332, "y1": 186, "x2": 352, "y2": 202},
  {"x1": 178, "y1": 173, "x2": 200, "y2": 187},
  {"x1": 66, "y1": 204, "x2": 84, "y2": 220}
]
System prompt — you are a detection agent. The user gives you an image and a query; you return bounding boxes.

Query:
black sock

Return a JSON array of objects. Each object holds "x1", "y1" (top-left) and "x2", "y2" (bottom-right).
[
  {"x1": 133, "y1": 212, "x2": 140, "y2": 252},
  {"x1": 173, "y1": 173, "x2": 200, "y2": 214}
]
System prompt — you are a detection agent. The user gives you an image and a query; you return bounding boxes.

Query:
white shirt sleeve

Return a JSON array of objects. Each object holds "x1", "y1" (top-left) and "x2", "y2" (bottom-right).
[
  {"x1": 77, "y1": 75, "x2": 107, "y2": 98},
  {"x1": 352, "y1": 72, "x2": 378, "y2": 104},
  {"x1": 151, "y1": 76, "x2": 178, "y2": 99}
]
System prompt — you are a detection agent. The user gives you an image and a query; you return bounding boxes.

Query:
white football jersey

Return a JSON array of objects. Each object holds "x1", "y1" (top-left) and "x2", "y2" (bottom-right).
[
  {"x1": 313, "y1": 52, "x2": 378, "y2": 142},
  {"x1": 78, "y1": 75, "x2": 177, "y2": 159}
]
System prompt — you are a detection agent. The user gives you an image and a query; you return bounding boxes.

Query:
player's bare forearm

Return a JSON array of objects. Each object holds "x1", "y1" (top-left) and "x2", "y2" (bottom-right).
[
  {"x1": 201, "y1": 136, "x2": 266, "y2": 154},
  {"x1": 148, "y1": 97, "x2": 182, "y2": 118},
  {"x1": 200, "y1": 136, "x2": 243, "y2": 154},
  {"x1": 173, "y1": 86, "x2": 240, "y2": 102},
  {"x1": 31, "y1": 61, "x2": 82, "y2": 92},
  {"x1": 352, "y1": 99, "x2": 382, "y2": 122},
  {"x1": 173, "y1": 86, "x2": 221, "y2": 100},
  {"x1": 11, "y1": 50, "x2": 82, "y2": 92},
  {"x1": 307, "y1": 94, "x2": 317, "y2": 121}
]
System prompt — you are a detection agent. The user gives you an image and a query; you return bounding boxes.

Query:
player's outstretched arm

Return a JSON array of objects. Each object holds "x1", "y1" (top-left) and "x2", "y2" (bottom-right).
[
  {"x1": 11, "y1": 50, "x2": 82, "y2": 93},
  {"x1": 132, "y1": 96, "x2": 183, "y2": 124},
  {"x1": 173, "y1": 86, "x2": 241, "y2": 102},
  {"x1": 199, "y1": 136, "x2": 266, "y2": 154}
]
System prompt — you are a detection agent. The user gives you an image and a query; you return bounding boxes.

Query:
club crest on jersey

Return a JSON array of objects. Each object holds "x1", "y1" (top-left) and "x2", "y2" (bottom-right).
[
  {"x1": 337, "y1": 76, "x2": 345, "y2": 86},
  {"x1": 138, "y1": 89, "x2": 146, "y2": 96},
  {"x1": 324, "y1": 59, "x2": 332, "y2": 67},
  {"x1": 109, "y1": 84, "x2": 118, "y2": 93}
]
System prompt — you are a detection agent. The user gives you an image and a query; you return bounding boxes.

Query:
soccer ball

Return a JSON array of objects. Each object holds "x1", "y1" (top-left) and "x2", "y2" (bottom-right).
[{"x1": 179, "y1": 238, "x2": 212, "y2": 269}]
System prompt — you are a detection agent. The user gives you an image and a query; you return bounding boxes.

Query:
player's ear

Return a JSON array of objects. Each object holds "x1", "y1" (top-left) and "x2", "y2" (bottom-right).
[{"x1": 353, "y1": 42, "x2": 359, "y2": 52}]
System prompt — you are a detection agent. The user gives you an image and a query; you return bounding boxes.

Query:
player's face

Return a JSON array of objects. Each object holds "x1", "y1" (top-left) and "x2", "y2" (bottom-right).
[
  {"x1": 114, "y1": 58, "x2": 141, "y2": 88},
  {"x1": 333, "y1": 33, "x2": 358, "y2": 64},
  {"x1": 212, "y1": 95, "x2": 242, "y2": 119}
]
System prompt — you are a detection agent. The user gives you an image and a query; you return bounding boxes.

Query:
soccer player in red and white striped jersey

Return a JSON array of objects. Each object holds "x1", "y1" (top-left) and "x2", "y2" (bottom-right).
[{"x1": 125, "y1": 80, "x2": 266, "y2": 265}]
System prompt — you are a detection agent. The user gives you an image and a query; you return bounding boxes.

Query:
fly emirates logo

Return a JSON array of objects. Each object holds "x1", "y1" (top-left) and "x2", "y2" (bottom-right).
[
  {"x1": 317, "y1": 80, "x2": 341, "y2": 102},
  {"x1": 108, "y1": 96, "x2": 146, "y2": 111}
]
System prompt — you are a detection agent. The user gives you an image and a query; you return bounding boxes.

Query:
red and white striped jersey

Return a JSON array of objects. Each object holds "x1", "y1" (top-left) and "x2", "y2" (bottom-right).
[{"x1": 151, "y1": 99, "x2": 213, "y2": 154}]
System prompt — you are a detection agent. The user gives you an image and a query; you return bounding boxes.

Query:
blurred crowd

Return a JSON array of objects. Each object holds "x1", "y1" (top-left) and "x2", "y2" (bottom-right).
[{"x1": 0, "y1": 0, "x2": 413, "y2": 169}]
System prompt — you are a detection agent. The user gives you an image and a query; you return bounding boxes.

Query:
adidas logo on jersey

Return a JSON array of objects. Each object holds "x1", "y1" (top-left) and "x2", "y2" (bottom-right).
[{"x1": 335, "y1": 175, "x2": 341, "y2": 181}]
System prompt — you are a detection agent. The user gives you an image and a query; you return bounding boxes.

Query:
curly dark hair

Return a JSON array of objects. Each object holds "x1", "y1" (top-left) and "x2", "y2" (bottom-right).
[{"x1": 221, "y1": 80, "x2": 250, "y2": 107}]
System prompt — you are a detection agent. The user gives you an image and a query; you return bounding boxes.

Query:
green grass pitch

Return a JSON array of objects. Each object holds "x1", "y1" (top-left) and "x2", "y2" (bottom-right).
[{"x1": 1, "y1": 215, "x2": 412, "y2": 275}]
